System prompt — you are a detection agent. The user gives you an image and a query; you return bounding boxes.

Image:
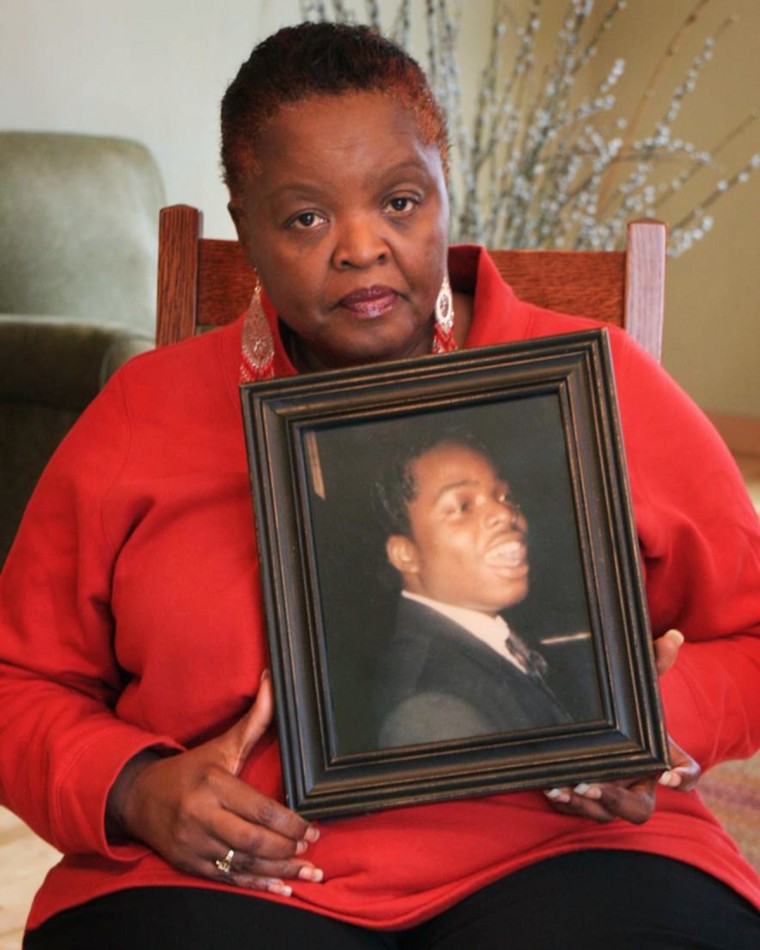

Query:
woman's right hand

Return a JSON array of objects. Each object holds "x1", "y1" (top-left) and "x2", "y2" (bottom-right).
[
  {"x1": 542, "y1": 630, "x2": 700, "y2": 823},
  {"x1": 106, "y1": 672, "x2": 322, "y2": 896}
]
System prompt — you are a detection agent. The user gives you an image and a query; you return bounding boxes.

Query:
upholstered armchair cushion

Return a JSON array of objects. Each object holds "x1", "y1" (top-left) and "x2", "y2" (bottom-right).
[
  {"x1": 0, "y1": 132, "x2": 164, "y2": 563},
  {"x1": 0, "y1": 316, "x2": 153, "y2": 563},
  {"x1": 0, "y1": 132, "x2": 164, "y2": 335}
]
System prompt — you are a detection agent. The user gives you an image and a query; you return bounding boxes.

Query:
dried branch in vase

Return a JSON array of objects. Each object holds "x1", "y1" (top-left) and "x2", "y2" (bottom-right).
[{"x1": 300, "y1": 0, "x2": 759, "y2": 257}]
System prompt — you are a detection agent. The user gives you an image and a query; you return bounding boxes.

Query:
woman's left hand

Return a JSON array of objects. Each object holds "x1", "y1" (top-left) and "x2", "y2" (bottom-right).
[{"x1": 543, "y1": 629, "x2": 701, "y2": 824}]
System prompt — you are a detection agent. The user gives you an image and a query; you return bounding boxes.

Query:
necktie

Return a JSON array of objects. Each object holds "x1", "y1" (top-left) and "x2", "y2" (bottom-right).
[
  {"x1": 505, "y1": 632, "x2": 549, "y2": 687},
  {"x1": 504, "y1": 627, "x2": 572, "y2": 722}
]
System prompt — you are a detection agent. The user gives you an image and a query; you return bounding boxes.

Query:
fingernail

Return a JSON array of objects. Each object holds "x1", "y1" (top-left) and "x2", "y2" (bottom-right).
[
  {"x1": 260, "y1": 669, "x2": 270, "y2": 684},
  {"x1": 298, "y1": 866, "x2": 324, "y2": 883},
  {"x1": 659, "y1": 770, "x2": 681, "y2": 788},
  {"x1": 574, "y1": 782, "x2": 603, "y2": 800},
  {"x1": 304, "y1": 826, "x2": 320, "y2": 844},
  {"x1": 265, "y1": 881, "x2": 292, "y2": 897},
  {"x1": 295, "y1": 839, "x2": 308, "y2": 855},
  {"x1": 545, "y1": 788, "x2": 571, "y2": 803},
  {"x1": 668, "y1": 630, "x2": 685, "y2": 646}
]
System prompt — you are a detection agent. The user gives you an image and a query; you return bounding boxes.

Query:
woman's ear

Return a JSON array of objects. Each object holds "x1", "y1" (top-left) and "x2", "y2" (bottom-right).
[
  {"x1": 228, "y1": 201, "x2": 254, "y2": 263},
  {"x1": 386, "y1": 534, "x2": 419, "y2": 576}
]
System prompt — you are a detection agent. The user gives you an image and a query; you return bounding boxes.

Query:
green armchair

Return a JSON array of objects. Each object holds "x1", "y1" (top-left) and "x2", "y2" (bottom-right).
[{"x1": 0, "y1": 132, "x2": 165, "y2": 564}]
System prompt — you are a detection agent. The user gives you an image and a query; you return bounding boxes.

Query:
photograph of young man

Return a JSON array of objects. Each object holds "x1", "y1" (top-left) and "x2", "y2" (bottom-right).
[{"x1": 374, "y1": 434, "x2": 578, "y2": 748}]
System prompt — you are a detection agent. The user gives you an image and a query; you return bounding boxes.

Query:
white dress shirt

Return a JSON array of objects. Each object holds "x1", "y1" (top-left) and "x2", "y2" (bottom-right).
[{"x1": 401, "y1": 590, "x2": 529, "y2": 674}]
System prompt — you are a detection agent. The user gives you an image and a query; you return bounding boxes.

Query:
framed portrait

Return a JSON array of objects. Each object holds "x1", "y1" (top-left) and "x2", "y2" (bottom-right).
[{"x1": 241, "y1": 329, "x2": 668, "y2": 819}]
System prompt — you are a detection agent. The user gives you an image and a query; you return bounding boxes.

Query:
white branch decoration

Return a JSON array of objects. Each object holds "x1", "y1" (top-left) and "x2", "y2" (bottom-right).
[{"x1": 300, "y1": 0, "x2": 759, "y2": 257}]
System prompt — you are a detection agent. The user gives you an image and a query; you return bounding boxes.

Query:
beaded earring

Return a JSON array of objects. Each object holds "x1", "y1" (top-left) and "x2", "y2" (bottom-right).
[
  {"x1": 432, "y1": 272, "x2": 456, "y2": 354},
  {"x1": 239, "y1": 276, "x2": 276, "y2": 383}
]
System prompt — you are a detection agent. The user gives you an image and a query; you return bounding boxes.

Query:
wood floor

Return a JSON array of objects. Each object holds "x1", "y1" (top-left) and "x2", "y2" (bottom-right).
[
  {"x1": 0, "y1": 808, "x2": 59, "y2": 948},
  {"x1": 1, "y1": 459, "x2": 759, "y2": 947}
]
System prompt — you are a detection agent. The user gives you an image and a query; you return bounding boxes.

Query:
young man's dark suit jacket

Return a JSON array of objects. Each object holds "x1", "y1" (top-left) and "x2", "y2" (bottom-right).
[{"x1": 376, "y1": 596, "x2": 571, "y2": 748}]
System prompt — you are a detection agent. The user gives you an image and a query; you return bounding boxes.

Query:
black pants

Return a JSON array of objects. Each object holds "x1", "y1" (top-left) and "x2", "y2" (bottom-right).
[{"x1": 24, "y1": 851, "x2": 760, "y2": 950}]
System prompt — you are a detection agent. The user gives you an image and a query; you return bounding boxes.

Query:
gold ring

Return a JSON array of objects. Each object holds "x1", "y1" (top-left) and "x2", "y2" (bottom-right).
[{"x1": 214, "y1": 848, "x2": 235, "y2": 874}]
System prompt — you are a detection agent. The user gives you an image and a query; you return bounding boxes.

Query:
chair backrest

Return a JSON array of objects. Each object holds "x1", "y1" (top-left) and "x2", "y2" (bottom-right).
[
  {"x1": 0, "y1": 132, "x2": 165, "y2": 335},
  {"x1": 156, "y1": 205, "x2": 665, "y2": 361}
]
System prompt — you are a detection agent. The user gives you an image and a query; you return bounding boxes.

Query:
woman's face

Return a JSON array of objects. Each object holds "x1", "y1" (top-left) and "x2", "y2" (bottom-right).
[{"x1": 229, "y1": 91, "x2": 449, "y2": 371}]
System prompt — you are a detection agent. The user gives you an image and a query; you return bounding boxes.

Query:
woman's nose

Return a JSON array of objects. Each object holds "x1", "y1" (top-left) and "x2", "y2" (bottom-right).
[{"x1": 332, "y1": 216, "x2": 387, "y2": 269}]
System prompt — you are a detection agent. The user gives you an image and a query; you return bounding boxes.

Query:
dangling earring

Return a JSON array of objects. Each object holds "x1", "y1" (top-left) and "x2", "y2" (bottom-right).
[
  {"x1": 240, "y1": 273, "x2": 276, "y2": 383},
  {"x1": 432, "y1": 272, "x2": 456, "y2": 355}
]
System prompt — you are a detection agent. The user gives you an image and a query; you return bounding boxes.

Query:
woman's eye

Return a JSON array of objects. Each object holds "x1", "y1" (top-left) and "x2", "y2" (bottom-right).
[
  {"x1": 386, "y1": 196, "x2": 417, "y2": 215},
  {"x1": 288, "y1": 211, "x2": 323, "y2": 230}
]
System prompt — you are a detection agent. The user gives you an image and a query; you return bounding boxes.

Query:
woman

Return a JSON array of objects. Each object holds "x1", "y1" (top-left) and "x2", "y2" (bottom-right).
[{"x1": 1, "y1": 22, "x2": 759, "y2": 949}]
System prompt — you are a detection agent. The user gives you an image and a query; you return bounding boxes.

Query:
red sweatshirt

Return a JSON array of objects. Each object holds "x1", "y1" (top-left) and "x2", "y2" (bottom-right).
[{"x1": 1, "y1": 247, "x2": 759, "y2": 931}]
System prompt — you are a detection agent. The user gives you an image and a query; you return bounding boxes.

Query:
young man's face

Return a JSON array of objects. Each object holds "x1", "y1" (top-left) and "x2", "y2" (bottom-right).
[{"x1": 387, "y1": 442, "x2": 529, "y2": 615}]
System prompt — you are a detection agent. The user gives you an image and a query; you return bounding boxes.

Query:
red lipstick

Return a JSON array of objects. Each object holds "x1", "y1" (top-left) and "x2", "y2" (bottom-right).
[{"x1": 338, "y1": 285, "x2": 398, "y2": 318}]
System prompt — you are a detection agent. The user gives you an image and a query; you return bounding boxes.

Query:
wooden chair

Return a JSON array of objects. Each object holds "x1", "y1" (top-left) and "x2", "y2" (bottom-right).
[
  {"x1": 152, "y1": 208, "x2": 760, "y2": 874},
  {"x1": 156, "y1": 205, "x2": 666, "y2": 362}
]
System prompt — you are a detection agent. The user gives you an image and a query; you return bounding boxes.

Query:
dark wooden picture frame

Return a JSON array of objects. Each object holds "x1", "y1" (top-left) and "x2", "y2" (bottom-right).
[{"x1": 241, "y1": 329, "x2": 668, "y2": 819}]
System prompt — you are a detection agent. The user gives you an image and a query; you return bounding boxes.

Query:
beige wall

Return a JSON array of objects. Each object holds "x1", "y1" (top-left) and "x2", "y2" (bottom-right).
[
  {"x1": 0, "y1": 0, "x2": 305, "y2": 238},
  {"x1": 1, "y1": 0, "x2": 757, "y2": 416}
]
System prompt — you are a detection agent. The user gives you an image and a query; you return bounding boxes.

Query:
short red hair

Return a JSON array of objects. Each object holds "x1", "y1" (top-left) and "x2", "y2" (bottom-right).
[{"x1": 221, "y1": 21, "x2": 449, "y2": 200}]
